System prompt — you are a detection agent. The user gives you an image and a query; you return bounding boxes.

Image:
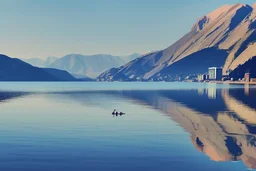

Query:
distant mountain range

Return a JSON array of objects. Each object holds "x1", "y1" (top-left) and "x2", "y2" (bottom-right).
[
  {"x1": 23, "y1": 53, "x2": 140, "y2": 78},
  {"x1": 24, "y1": 57, "x2": 59, "y2": 68},
  {"x1": 0, "y1": 54, "x2": 76, "y2": 81},
  {"x1": 98, "y1": 3, "x2": 256, "y2": 81}
]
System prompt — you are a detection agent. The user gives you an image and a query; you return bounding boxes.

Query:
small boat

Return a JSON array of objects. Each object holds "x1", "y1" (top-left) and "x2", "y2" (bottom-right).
[
  {"x1": 112, "y1": 110, "x2": 125, "y2": 116},
  {"x1": 112, "y1": 109, "x2": 118, "y2": 115}
]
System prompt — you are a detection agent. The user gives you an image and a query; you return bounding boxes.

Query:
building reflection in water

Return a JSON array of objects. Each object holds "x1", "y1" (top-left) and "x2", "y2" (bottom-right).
[
  {"x1": 197, "y1": 88, "x2": 205, "y2": 96},
  {"x1": 244, "y1": 84, "x2": 250, "y2": 96},
  {"x1": 207, "y1": 88, "x2": 217, "y2": 99},
  {"x1": 197, "y1": 84, "x2": 217, "y2": 99}
]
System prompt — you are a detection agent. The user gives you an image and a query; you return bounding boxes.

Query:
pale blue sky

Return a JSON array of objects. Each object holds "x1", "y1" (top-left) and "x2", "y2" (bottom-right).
[{"x1": 0, "y1": 0, "x2": 254, "y2": 59}]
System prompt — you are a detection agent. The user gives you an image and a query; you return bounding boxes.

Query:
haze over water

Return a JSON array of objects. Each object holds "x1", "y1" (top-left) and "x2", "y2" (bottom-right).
[{"x1": 0, "y1": 82, "x2": 255, "y2": 171}]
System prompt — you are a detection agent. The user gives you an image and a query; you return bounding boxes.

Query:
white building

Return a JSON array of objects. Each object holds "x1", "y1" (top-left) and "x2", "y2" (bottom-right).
[{"x1": 208, "y1": 67, "x2": 222, "y2": 80}]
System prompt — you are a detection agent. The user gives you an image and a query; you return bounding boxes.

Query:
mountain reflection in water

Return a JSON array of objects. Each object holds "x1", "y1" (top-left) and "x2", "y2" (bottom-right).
[
  {"x1": 0, "y1": 84, "x2": 255, "y2": 170},
  {"x1": 115, "y1": 86, "x2": 256, "y2": 169}
]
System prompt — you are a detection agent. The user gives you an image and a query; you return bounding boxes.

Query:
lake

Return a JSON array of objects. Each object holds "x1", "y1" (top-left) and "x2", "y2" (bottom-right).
[{"x1": 0, "y1": 82, "x2": 255, "y2": 171}]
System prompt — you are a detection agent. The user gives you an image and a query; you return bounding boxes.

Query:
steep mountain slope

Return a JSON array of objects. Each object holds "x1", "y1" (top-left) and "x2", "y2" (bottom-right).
[
  {"x1": 98, "y1": 3, "x2": 256, "y2": 81},
  {"x1": 154, "y1": 48, "x2": 228, "y2": 80},
  {"x1": 0, "y1": 54, "x2": 76, "y2": 81},
  {"x1": 48, "y1": 54, "x2": 126, "y2": 78}
]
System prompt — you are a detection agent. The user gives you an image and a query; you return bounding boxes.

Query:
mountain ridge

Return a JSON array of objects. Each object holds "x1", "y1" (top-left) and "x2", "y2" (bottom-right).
[
  {"x1": 98, "y1": 3, "x2": 256, "y2": 81},
  {"x1": 0, "y1": 54, "x2": 77, "y2": 81},
  {"x1": 23, "y1": 53, "x2": 141, "y2": 78}
]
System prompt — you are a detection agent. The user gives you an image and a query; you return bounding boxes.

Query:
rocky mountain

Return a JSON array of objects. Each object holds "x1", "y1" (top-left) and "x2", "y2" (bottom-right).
[
  {"x1": 98, "y1": 3, "x2": 256, "y2": 81},
  {"x1": 0, "y1": 54, "x2": 76, "y2": 81}
]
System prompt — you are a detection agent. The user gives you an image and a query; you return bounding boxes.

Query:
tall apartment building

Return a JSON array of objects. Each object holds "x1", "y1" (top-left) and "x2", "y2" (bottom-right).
[{"x1": 208, "y1": 67, "x2": 222, "y2": 80}]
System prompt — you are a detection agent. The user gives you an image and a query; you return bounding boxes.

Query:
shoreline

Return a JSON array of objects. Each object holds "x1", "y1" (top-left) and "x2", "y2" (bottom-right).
[{"x1": 209, "y1": 81, "x2": 256, "y2": 85}]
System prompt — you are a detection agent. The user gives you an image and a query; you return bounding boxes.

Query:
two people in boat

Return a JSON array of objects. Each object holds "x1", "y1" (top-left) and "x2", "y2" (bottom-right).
[{"x1": 112, "y1": 109, "x2": 125, "y2": 116}]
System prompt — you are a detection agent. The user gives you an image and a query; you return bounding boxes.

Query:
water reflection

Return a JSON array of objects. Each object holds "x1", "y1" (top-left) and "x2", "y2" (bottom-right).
[
  {"x1": 47, "y1": 87, "x2": 256, "y2": 169},
  {"x1": 111, "y1": 86, "x2": 256, "y2": 169},
  {"x1": 0, "y1": 91, "x2": 28, "y2": 103},
  {"x1": 198, "y1": 84, "x2": 218, "y2": 99},
  {"x1": 0, "y1": 85, "x2": 255, "y2": 169},
  {"x1": 208, "y1": 87, "x2": 217, "y2": 99},
  {"x1": 244, "y1": 84, "x2": 250, "y2": 96}
]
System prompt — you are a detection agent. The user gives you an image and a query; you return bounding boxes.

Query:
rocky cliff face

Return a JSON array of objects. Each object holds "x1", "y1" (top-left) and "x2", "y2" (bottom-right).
[{"x1": 98, "y1": 3, "x2": 256, "y2": 81}]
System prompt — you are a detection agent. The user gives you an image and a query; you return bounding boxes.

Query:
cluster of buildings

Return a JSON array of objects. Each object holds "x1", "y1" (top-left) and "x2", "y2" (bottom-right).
[
  {"x1": 198, "y1": 67, "x2": 223, "y2": 82},
  {"x1": 243, "y1": 73, "x2": 256, "y2": 82},
  {"x1": 198, "y1": 67, "x2": 256, "y2": 83}
]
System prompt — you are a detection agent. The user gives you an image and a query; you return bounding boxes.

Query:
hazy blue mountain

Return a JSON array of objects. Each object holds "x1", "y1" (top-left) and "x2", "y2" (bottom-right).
[
  {"x1": 24, "y1": 58, "x2": 45, "y2": 67},
  {"x1": 48, "y1": 54, "x2": 126, "y2": 78},
  {"x1": 44, "y1": 57, "x2": 59, "y2": 66},
  {"x1": 24, "y1": 56, "x2": 59, "y2": 68},
  {"x1": 0, "y1": 54, "x2": 76, "y2": 81},
  {"x1": 23, "y1": 53, "x2": 141, "y2": 78},
  {"x1": 98, "y1": 3, "x2": 256, "y2": 81}
]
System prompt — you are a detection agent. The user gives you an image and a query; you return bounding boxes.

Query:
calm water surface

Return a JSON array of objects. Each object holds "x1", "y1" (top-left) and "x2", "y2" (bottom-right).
[{"x1": 0, "y1": 82, "x2": 255, "y2": 171}]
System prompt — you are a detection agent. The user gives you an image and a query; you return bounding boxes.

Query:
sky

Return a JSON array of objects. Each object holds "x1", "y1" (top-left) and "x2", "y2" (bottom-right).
[{"x1": 0, "y1": 0, "x2": 255, "y2": 59}]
